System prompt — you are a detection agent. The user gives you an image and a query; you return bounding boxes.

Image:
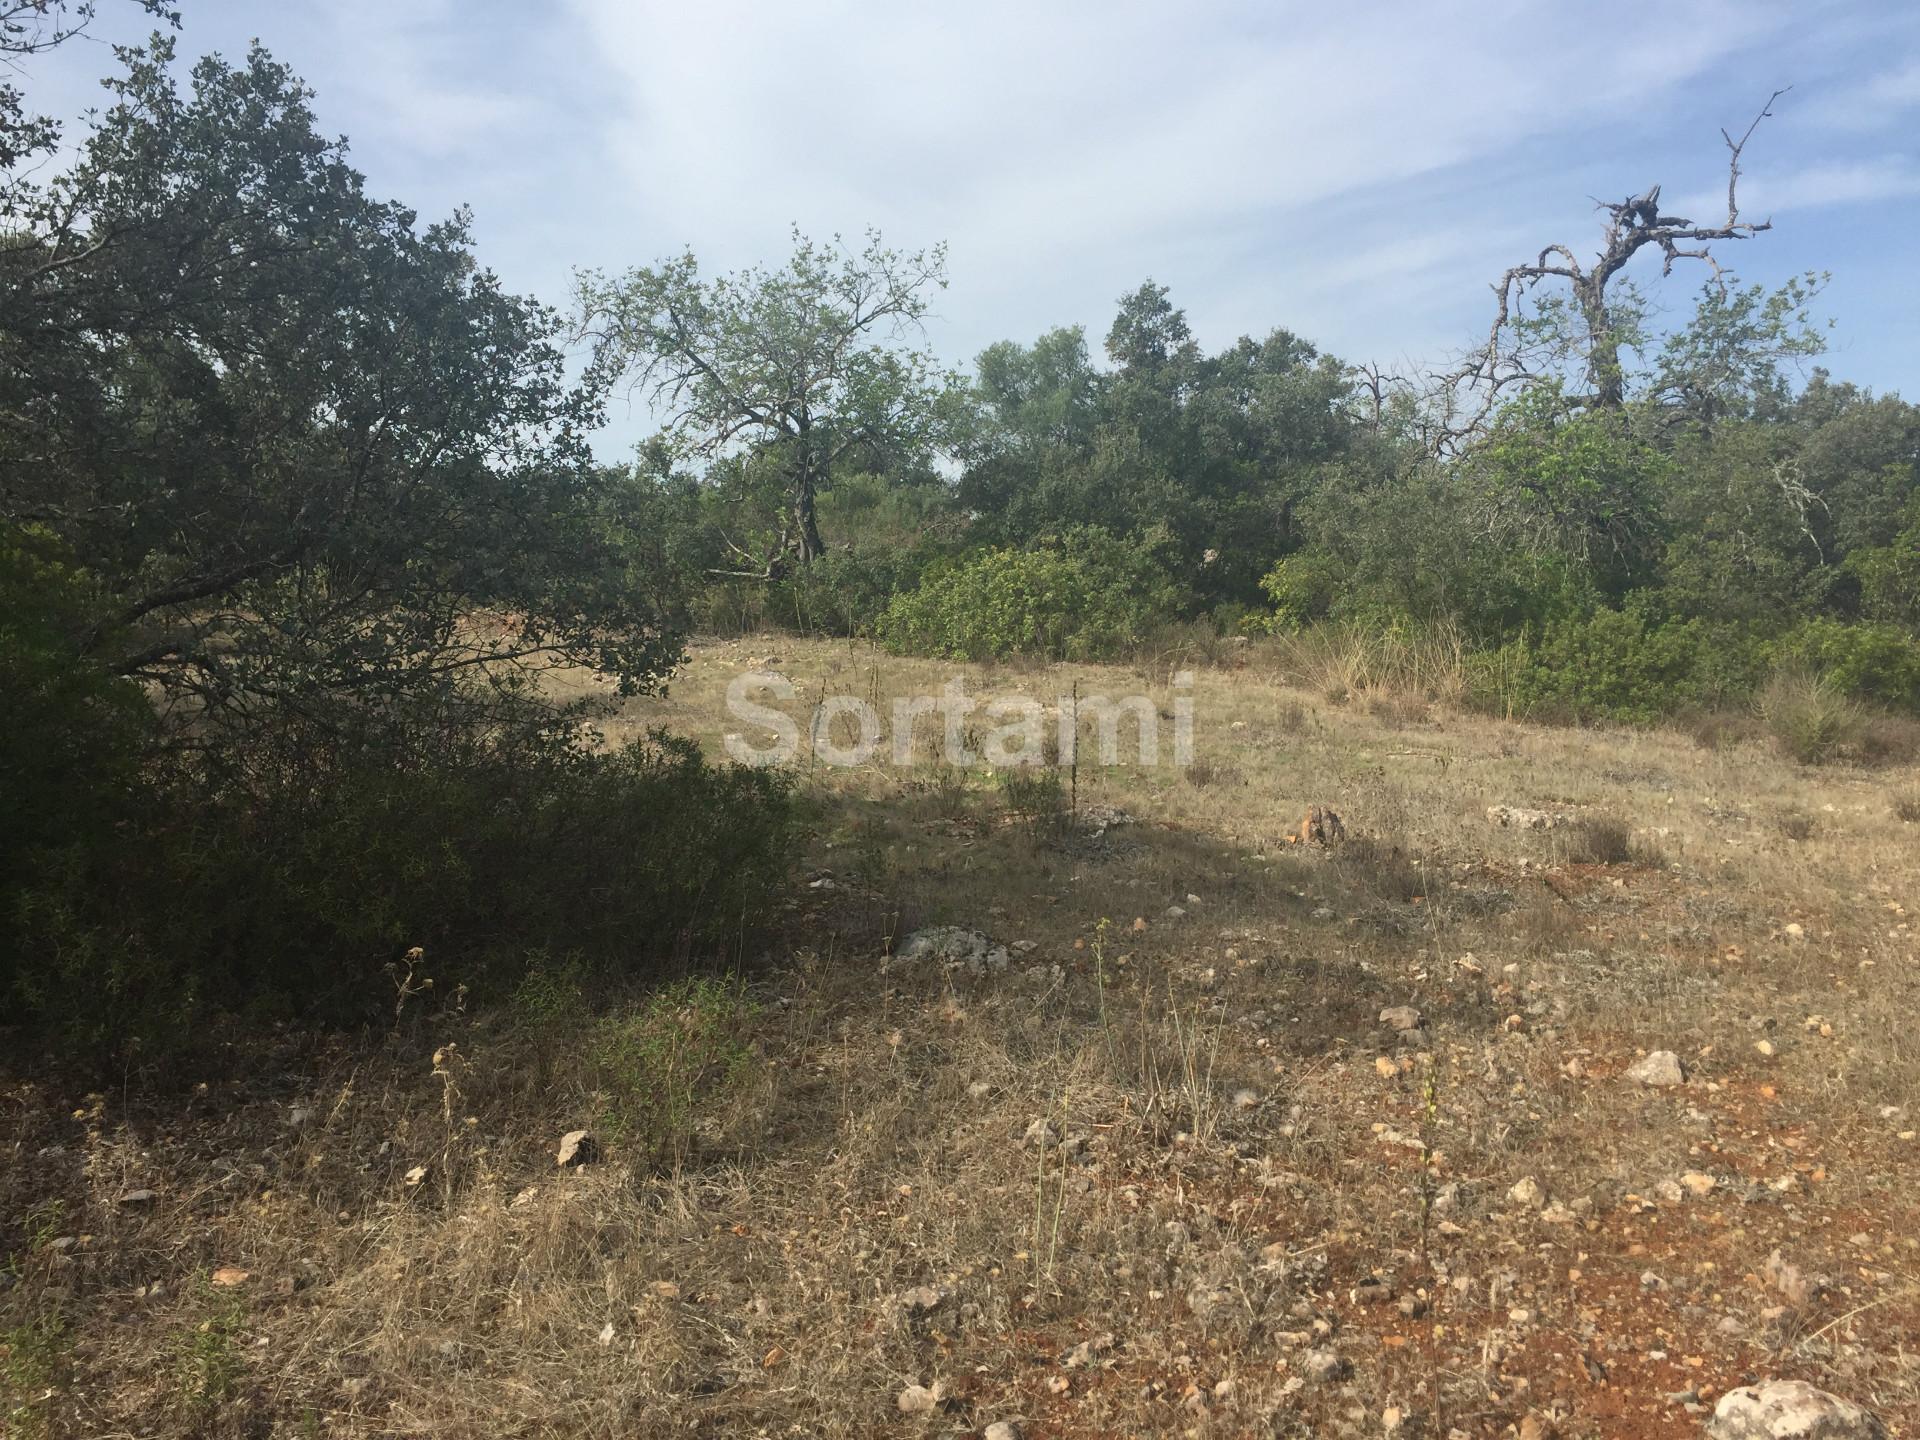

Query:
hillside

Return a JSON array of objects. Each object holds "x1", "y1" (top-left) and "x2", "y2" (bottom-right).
[{"x1": 6, "y1": 636, "x2": 1917, "y2": 1438}]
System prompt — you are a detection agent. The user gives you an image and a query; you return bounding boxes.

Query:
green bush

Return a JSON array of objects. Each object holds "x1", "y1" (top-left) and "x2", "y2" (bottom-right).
[
  {"x1": 584, "y1": 976, "x2": 756, "y2": 1169},
  {"x1": 1771, "y1": 618, "x2": 1920, "y2": 711},
  {"x1": 6, "y1": 731, "x2": 794, "y2": 1059},
  {"x1": 0, "y1": 527, "x2": 153, "y2": 889},
  {"x1": 1471, "y1": 607, "x2": 1772, "y2": 724},
  {"x1": 877, "y1": 530, "x2": 1185, "y2": 660}
]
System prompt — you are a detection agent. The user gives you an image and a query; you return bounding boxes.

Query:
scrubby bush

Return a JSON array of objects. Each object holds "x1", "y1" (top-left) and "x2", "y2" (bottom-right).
[
  {"x1": 1471, "y1": 607, "x2": 1772, "y2": 725},
  {"x1": 1771, "y1": 618, "x2": 1920, "y2": 711},
  {"x1": 0, "y1": 527, "x2": 154, "y2": 900},
  {"x1": 877, "y1": 530, "x2": 1185, "y2": 660},
  {"x1": 5, "y1": 730, "x2": 794, "y2": 1059},
  {"x1": 1756, "y1": 668, "x2": 1865, "y2": 764}
]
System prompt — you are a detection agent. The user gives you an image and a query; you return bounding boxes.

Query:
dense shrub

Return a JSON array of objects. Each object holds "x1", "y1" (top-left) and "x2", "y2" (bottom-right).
[
  {"x1": 0, "y1": 527, "x2": 154, "y2": 897},
  {"x1": 1771, "y1": 618, "x2": 1920, "y2": 710},
  {"x1": 5, "y1": 730, "x2": 794, "y2": 1059},
  {"x1": 1471, "y1": 607, "x2": 1772, "y2": 724},
  {"x1": 877, "y1": 530, "x2": 1185, "y2": 660}
]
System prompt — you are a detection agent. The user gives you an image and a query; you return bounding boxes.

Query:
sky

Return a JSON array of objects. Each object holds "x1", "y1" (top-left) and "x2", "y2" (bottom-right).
[{"x1": 18, "y1": 0, "x2": 1920, "y2": 457}]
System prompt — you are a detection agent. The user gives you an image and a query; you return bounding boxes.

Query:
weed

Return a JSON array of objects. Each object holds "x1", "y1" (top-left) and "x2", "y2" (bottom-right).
[
  {"x1": 2, "y1": 1316, "x2": 69, "y2": 1440},
  {"x1": 174, "y1": 1294, "x2": 245, "y2": 1414},
  {"x1": 1000, "y1": 765, "x2": 1067, "y2": 837},
  {"x1": 588, "y1": 977, "x2": 755, "y2": 1169},
  {"x1": 1775, "y1": 809, "x2": 1818, "y2": 842},
  {"x1": 1758, "y1": 669, "x2": 1864, "y2": 765}
]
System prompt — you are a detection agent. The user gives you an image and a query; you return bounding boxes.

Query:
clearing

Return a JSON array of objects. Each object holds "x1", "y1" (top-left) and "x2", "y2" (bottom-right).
[{"x1": 6, "y1": 636, "x2": 1919, "y2": 1438}]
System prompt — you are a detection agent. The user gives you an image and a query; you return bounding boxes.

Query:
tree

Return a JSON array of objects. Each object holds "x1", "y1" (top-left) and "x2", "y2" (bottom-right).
[
  {"x1": 1, "y1": 1, "x2": 176, "y2": 168},
  {"x1": 1, "y1": 37, "x2": 678, "y2": 768},
  {"x1": 1440, "y1": 89, "x2": 1790, "y2": 446},
  {"x1": 576, "y1": 230, "x2": 957, "y2": 578}
]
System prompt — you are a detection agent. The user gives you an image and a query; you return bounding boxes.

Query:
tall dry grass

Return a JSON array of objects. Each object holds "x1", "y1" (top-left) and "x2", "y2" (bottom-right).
[{"x1": 1258, "y1": 619, "x2": 1469, "y2": 707}]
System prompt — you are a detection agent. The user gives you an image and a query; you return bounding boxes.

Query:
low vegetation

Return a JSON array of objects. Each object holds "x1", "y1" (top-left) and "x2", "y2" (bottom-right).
[{"x1": 3, "y1": 10, "x2": 1916, "y2": 1439}]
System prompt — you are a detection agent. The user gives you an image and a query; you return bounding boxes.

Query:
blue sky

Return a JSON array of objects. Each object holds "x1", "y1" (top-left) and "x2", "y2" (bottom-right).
[{"x1": 22, "y1": 0, "x2": 1920, "y2": 456}]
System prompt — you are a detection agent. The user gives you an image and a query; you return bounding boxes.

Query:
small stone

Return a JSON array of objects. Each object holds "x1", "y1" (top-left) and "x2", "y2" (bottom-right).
[
  {"x1": 1507, "y1": 1176, "x2": 1545, "y2": 1209},
  {"x1": 1232, "y1": 1088, "x2": 1260, "y2": 1111},
  {"x1": 1654, "y1": 1178, "x2": 1685, "y2": 1204},
  {"x1": 555, "y1": 1130, "x2": 598, "y2": 1167},
  {"x1": 1625, "y1": 1050, "x2": 1686, "y2": 1087},
  {"x1": 1022, "y1": 1118, "x2": 1058, "y2": 1149},
  {"x1": 896, "y1": 1383, "x2": 942, "y2": 1414},
  {"x1": 983, "y1": 1424, "x2": 1025, "y2": 1440},
  {"x1": 1754, "y1": 1039, "x2": 1775, "y2": 1058},
  {"x1": 1165, "y1": 905, "x2": 1187, "y2": 920},
  {"x1": 1783, "y1": 922, "x2": 1806, "y2": 939},
  {"x1": 210, "y1": 1266, "x2": 250, "y2": 1287},
  {"x1": 1706, "y1": 1379, "x2": 1885, "y2": 1439},
  {"x1": 896, "y1": 1285, "x2": 950, "y2": 1317},
  {"x1": 1303, "y1": 1347, "x2": 1351, "y2": 1383},
  {"x1": 1060, "y1": 1332, "x2": 1115, "y2": 1369},
  {"x1": 1379, "y1": 1005, "x2": 1423, "y2": 1032},
  {"x1": 1681, "y1": 1171, "x2": 1717, "y2": 1198},
  {"x1": 967, "y1": 1081, "x2": 993, "y2": 1100},
  {"x1": 117, "y1": 1188, "x2": 157, "y2": 1206}
]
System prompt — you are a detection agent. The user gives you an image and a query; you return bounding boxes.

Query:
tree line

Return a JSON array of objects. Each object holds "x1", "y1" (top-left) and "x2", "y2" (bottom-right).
[{"x1": 3, "y1": 19, "x2": 1914, "y2": 1054}]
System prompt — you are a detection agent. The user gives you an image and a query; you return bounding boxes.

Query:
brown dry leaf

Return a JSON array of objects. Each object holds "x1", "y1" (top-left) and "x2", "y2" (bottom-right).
[{"x1": 210, "y1": 1266, "x2": 249, "y2": 1288}]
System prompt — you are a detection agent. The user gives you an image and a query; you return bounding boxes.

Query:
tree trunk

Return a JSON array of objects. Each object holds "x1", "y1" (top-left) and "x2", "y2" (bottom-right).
[
  {"x1": 793, "y1": 469, "x2": 825, "y2": 564},
  {"x1": 1580, "y1": 279, "x2": 1626, "y2": 410}
]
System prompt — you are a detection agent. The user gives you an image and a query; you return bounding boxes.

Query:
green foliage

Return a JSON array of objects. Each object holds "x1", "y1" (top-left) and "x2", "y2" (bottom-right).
[
  {"x1": 4, "y1": 40, "x2": 682, "y2": 751},
  {"x1": 1773, "y1": 619, "x2": 1920, "y2": 710},
  {"x1": 0, "y1": 526, "x2": 153, "y2": 893},
  {"x1": 586, "y1": 977, "x2": 756, "y2": 1169},
  {"x1": 6, "y1": 734, "x2": 794, "y2": 1059},
  {"x1": 2, "y1": 1314, "x2": 69, "y2": 1440},
  {"x1": 576, "y1": 228, "x2": 960, "y2": 575},
  {"x1": 173, "y1": 1292, "x2": 246, "y2": 1414},
  {"x1": 1000, "y1": 766, "x2": 1068, "y2": 837},
  {"x1": 877, "y1": 530, "x2": 1185, "y2": 660},
  {"x1": 1845, "y1": 496, "x2": 1920, "y2": 627},
  {"x1": 1474, "y1": 607, "x2": 1772, "y2": 725}
]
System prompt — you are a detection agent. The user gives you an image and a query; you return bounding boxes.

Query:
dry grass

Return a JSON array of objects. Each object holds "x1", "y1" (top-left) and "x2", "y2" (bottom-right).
[{"x1": 6, "y1": 634, "x2": 1920, "y2": 1439}]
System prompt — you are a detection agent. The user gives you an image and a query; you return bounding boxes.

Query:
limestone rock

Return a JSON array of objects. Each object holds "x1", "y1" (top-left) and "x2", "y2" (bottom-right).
[
  {"x1": 1707, "y1": 1380, "x2": 1885, "y2": 1439},
  {"x1": 1625, "y1": 1050, "x2": 1686, "y2": 1087}
]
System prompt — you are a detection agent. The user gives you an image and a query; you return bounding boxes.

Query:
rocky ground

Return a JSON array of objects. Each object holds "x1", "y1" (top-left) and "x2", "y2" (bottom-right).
[{"x1": 4, "y1": 636, "x2": 1917, "y2": 1438}]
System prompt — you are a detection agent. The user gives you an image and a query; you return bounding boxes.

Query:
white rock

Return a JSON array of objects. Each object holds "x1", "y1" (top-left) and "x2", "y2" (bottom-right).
[
  {"x1": 1707, "y1": 1379, "x2": 1885, "y2": 1439},
  {"x1": 1680, "y1": 1171, "x2": 1717, "y2": 1198},
  {"x1": 1379, "y1": 1005, "x2": 1424, "y2": 1032},
  {"x1": 896, "y1": 1382, "x2": 946, "y2": 1414},
  {"x1": 1507, "y1": 1176, "x2": 1545, "y2": 1208},
  {"x1": 1302, "y1": 1347, "x2": 1351, "y2": 1383},
  {"x1": 983, "y1": 1423, "x2": 1025, "y2": 1440},
  {"x1": 1625, "y1": 1050, "x2": 1686, "y2": 1087}
]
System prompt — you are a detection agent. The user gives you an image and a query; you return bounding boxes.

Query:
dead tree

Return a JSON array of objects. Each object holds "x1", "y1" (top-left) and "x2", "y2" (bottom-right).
[{"x1": 1437, "y1": 88, "x2": 1790, "y2": 450}]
